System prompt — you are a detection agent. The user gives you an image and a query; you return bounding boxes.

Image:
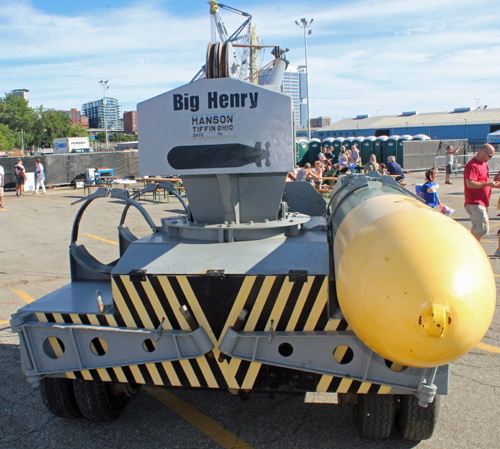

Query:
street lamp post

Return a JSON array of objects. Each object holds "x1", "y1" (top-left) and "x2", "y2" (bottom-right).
[
  {"x1": 99, "y1": 80, "x2": 109, "y2": 149},
  {"x1": 295, "y1": 18, "x2": 313, "y2": 139}
]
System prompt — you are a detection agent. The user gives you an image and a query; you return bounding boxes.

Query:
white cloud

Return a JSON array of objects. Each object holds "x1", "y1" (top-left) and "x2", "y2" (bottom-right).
[{"x1": 0, "y1": 0, "x2": 498, "y2": 122}]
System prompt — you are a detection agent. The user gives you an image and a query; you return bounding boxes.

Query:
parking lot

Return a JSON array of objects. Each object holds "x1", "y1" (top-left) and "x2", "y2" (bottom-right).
[{"x1": 1, "y1": 172, "x2": 499, "y2": 449}]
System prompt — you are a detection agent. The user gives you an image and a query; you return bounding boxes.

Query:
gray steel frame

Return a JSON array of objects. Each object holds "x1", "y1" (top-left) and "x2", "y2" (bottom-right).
[
  {"x1": 219, "y1": 328, "x2": 447, "y2": 405},
  {"x1": 11, "y1": 314, "x2": 213, "y2": 386},
  {"x1": 11, "y1": 174, "x2": 449, "y2": 406}
]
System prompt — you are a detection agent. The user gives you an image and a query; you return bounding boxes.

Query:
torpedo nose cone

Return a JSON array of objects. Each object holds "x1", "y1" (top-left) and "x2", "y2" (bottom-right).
[{"x1": 334, "y1": 194, "x2": 496, "y2": 368}]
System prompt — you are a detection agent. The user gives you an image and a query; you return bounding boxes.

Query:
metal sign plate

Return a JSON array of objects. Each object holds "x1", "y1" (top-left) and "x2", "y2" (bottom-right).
[{"x1": 138, "y1": 77, "x2": 294, "y2": 176}]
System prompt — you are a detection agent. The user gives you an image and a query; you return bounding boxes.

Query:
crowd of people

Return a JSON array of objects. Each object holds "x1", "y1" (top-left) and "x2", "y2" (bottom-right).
[{"x1": 287, "y1": 144, "x2": 406, "y2": 186}]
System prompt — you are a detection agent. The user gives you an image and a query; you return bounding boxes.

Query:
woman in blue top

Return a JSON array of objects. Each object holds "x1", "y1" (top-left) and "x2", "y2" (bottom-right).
[{"x1": 419, "y1": 168, "x2": 441, "y2": 208}]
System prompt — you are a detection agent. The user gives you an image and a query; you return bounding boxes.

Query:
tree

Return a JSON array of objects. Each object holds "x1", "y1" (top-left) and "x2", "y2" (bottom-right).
[
  {"x1": 109, "y1": 133, "x2": 138, "y2": 142},
  {"x1": 67, "y1": 125, "x2": 90, "y2": 138},
  {"x1": 34, "y1": 106, "x2": 72, "y2": 147},
  {"x1": 0, "y1": 124, "x2": 16, "y2": 150},
  {"x1": 0, "y1": 95, "x2": 36, "y2": 136},
  {"x1": 95, "y1": 131, "x2": 106, "y2": 142},
  {"x1": 0, "y1": 94, "x2": 90, "y2": 148}
]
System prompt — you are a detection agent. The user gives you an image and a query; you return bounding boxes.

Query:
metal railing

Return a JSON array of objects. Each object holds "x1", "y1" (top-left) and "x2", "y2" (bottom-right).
[{"x1": 434, "y1": 154, "x2": 500, "y2": 173}]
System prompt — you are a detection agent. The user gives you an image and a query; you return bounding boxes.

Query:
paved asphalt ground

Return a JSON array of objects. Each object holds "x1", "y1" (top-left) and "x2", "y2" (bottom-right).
[{"x1": 0, "y1": 172, "x2": 499, "y2": 449}]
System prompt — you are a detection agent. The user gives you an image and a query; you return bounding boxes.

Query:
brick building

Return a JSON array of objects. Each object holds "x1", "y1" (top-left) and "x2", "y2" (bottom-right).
[
  {"x1": 62, "y1": 108, "x2": 89, "y2": 128},
  {"x1": 123, "y1": 111, "x2": 138, "y2": 134},
  {"x1": 310, "y1": 117, "x2": 330, "y2": 128}
]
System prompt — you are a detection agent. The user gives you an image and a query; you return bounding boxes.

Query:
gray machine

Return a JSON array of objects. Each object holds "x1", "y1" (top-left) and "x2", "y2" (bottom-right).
[{"x1": 12, "y1": 42, "x2": 495, "y2": 441}]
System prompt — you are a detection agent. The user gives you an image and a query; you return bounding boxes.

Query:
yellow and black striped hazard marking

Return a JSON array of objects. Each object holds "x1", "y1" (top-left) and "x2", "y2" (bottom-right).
[{"x1": 34, "y1": 274, "x2": 391, "y2": 394}]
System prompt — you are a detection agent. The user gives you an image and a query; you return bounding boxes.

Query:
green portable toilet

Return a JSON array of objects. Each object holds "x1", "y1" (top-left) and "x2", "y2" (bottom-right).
[
  {"x1": 332, "y1": 137, "x2": 345, "y2": 162},
  {"x1": 343, "y1": 137, "x2": 354, "y2": 151},
  {"x1": 296, "y1": 140, "x2": 309, "y2": 165},
  {"x1": 352, "y1": 136, "x2": 365, "y2": 150},
  {"x1": 397, "y1": 135, "x2": 412, "y2": 167},
  {"x1": 384, "y1": 135, "x2": 399, "y2": 162},
  {"x1": 323, "y1": 137, "x2": 334, "y2": 149},
  {"x1": 374, "y1": 135, "x2": 388, "y2": 162},
  {"x1": 361, "y1": 136, "x2": 377, "y2": 164},
  {"x1": 304, "y1": 138, "x2": 322, "y2": 164},
  {"x1": 412, "y1": 134, "x2": 431, "y2": 141}
]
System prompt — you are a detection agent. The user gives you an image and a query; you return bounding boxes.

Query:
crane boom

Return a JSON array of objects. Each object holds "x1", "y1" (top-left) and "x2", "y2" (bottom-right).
[{"x1": 192, "y1": 1, "x2": 262, "y2": 84}]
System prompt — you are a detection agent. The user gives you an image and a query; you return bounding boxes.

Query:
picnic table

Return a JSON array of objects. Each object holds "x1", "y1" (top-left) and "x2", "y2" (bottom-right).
[
  {"x1": 83, "y1": 179, "x2": 138, "y2": 196},
  {"x1": 133, "y1": 177, "x2": 184, "y2": 203}
]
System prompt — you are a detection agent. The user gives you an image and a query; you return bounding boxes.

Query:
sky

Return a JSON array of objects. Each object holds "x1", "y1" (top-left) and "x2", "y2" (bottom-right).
[{"x1": 0, "y1": 0, "x2": 499, "y2": 123}]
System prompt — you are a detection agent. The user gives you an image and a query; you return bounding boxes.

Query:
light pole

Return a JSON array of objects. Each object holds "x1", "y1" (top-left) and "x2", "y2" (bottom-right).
[
  {"x1": 99, "y1": 80, "x2": 109, "y2": 149},
  {"x1": 295, "y1": 18, "x2": 313, "y2": 139}
]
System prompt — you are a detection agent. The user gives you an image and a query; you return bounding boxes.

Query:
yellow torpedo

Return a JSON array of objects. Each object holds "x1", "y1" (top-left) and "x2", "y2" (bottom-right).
[{"x1": 334, "y1": 194, "x2": 496, "y2": 368}]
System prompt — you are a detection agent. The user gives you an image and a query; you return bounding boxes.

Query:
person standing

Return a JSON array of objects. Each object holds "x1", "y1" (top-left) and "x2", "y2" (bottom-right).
[
  {"x1": 463, "y1": 144, "x2": 500, "y2": 250},
  {"x1": 14, "y1": 158, "x2": 27, "y2": 197},
  {"x1": 34, "y1": 158, "x2": 46, "y2": 194},
  {"x1": 0, "y1": 164, "x2": 4, "y2": 208},
  {"x1": 444, "y1": 145, "x2": 461, "y2": 184},
  {"x1": 350, "y1": 145, "x2": 360, "y2": 164}
]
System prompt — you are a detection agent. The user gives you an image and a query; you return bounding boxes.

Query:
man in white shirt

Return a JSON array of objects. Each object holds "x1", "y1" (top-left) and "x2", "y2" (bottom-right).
[
  {"x1": 0, "y1": 165, "x2": 4, "y2": 208},
  {"x1": 444, "y1": 145, "x2": 461, "y2": 184}
]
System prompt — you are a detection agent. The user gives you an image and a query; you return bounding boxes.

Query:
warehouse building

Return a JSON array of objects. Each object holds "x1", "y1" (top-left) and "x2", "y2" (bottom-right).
[{"x1": 313, "y1": 107, "x2": 500, "y2": 145}]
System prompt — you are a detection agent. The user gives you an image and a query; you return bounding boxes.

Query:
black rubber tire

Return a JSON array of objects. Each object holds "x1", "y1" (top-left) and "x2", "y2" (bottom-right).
[
  {"x1": 355, "y1": 394, "x2": 397, "y2": 439},
  {"x1": 74, "y1": 379, "x2": 130, "y2": 422},
  {"x1": 396, "y1": 395, "x2": 441, "y2": 441},
  {"x1": 39, "y1": 377, "x2": 82, "y2": 419}
]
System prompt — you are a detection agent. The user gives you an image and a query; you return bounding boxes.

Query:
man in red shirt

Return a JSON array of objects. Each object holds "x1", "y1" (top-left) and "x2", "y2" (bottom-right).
[{"x1": 464, "y1": 144, "x2": 500, "y2": 248}]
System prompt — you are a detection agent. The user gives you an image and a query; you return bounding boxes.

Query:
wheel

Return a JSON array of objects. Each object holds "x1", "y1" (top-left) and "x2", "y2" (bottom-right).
[
  {"x1": 355, "y1": 394, "x2": 397, "y2": 439},
  {"x1": 396, "y1": 395, "x2": 440, "y2": 441},
  {"x1": 39, "y1": 377, "x2": 82, "y2": 419},
  {"x1": 74, "y1": 379, "x2": 131, "y2": 422}
]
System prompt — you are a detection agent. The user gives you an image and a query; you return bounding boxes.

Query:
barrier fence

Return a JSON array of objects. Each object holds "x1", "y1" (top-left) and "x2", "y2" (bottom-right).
[{"x1": 0, "y1": 151, "x2": 140, "y2": 189}]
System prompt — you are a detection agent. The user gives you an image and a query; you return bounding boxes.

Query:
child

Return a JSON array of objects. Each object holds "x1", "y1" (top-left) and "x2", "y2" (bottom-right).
[{"x1": 419, "y1": 168, "x2": 441, "y2": 208}]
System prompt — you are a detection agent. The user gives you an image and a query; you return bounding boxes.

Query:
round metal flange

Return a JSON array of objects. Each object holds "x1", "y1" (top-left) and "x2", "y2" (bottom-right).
[
  {"x1": 220, "y1": 42, "x2": 227, "y2": 77},
  {"x1": 216, "y1": 42, "x2": 223, "y2": 78},
  {"x1": 213, "y1": 42, "x2": 221, "y2": 78},
  {"x1": 161, "y1": 214, "x2": 310, "y2": 242},
  {"x1": 206, "y1": 42, "x2": 214, "y2": 78}
]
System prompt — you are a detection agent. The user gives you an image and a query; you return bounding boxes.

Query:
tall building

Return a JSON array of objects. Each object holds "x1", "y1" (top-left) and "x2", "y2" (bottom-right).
[
  {"x1": 82, "y1": 98, "x2": 123, "y2": 131},
  {"x1": 61, "y1": 108, "x2": 89, "y2": 128},
  {"x1": 258, "y1": 66, "x2": 307, "y2": 128},
  {"x1": 123, "y1": 111, "x2": 138, "y2": 134},
  {"x1": 5, "y1": 89, "x2": 29, "y2": 100}
]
